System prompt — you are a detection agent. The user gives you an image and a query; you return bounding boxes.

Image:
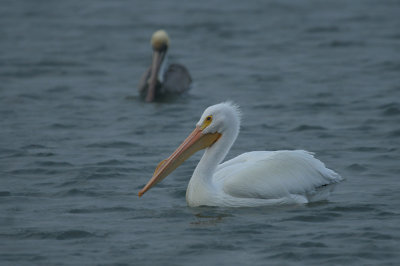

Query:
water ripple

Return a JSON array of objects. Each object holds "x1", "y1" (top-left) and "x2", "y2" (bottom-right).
[
  {"x1": 379, "y1": 103, "x2": 400, "y2": 116},
  {"x1": 69, "y1": 206, "x2": 133, "y2": 214},
  {"x1": 291, "y1": 125, "x2": 327, "y2": 131},
  {"x1": 20, "y1": 230, "x2": 97, "y2": 240},
  {"x1": 86, "y1": 141, "x2": 139, "y2": 148}
]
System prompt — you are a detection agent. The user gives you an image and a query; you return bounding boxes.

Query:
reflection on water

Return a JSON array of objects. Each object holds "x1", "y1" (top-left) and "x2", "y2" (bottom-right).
[{"x1": 191, "y1": 212, "x2": 232, "y2": 226}]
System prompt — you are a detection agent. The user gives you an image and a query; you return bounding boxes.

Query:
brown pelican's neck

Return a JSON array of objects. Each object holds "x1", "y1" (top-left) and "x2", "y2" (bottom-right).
[{"x1": 146, "y1": 48, "x2": 168, "y2": 102}]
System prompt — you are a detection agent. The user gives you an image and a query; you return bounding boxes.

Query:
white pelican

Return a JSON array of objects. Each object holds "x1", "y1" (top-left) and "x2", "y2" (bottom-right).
[
  {"x1": 139, "y1": 102, "x2": 342, "y2": 207},
  {"x1": 138, "y1": 30, "x2": 192, "y2": 102}
]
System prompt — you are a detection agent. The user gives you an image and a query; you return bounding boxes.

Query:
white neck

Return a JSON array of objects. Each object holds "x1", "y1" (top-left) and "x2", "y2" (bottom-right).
[{"x1": 186, "y1": 126, "x2": 238, "y2": 205}]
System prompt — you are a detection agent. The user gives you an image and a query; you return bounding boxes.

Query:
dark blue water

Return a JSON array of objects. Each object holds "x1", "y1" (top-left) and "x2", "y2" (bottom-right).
[{"x1": 1, "y1": 0, "x2": 400, "y2": 265}]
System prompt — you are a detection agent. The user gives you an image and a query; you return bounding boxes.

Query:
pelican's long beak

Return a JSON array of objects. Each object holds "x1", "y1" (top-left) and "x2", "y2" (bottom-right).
[
  {"x1": 138, "y1": 127, "x2": 221, "y2": 197},
  {"x1": 145, "y1": 50, "x2": 164, "y2": 102}
]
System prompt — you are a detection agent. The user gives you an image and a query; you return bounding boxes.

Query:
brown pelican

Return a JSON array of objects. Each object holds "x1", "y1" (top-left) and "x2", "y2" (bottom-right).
[{"x1": 138, "y1": 30, "x2": 192, "y2": 102}]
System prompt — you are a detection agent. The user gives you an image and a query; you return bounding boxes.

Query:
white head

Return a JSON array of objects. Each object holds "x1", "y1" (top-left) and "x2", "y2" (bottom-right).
[{"x1": 196, "y1": 102, "x2": 241, "y2": 137}]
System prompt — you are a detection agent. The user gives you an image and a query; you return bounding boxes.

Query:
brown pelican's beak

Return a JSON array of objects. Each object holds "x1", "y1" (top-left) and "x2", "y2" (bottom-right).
[
  {"x1": 138, "y1": 127, "x2": 221, "y2": 197},
  {"x1": 145, "y1": 50, "x2": 165, "y2": 102}
]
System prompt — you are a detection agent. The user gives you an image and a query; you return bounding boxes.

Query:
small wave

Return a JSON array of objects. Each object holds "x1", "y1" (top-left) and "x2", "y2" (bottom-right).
[
  {"x1": 308, "y1": 102, "x2": 340, "y2": 109},
  {"x1": 361, "y1": 232, "x2": 394, "y2": 240},
  {"x1": 20, "y1": 144, "x2": 48, "y2": 150},
  {"x1": 348, "y1": 124, "x2": 376, "y2": 132},
  {"x1": 299, "y1": 241, "x2": 327, "y2": 248},
  {"x1": 76, "y1": 165, "x2": 136, "y2": 178},
  {"x1": 23, "y1": 229, "x2": 95, "y2": 240},
  {"x1": 58, "y1": 169, "x2": 127, "y2": 186},
  {"x1": 0, "y1": 148, "x2": 24, "y2": 159},
  {"x1": 382, "y1": 107, "x2": 400, "y2": 116},
  {"x1": 50, "y1": 123, "x2": 77, "y2": 129},
  {"x1": 319, "y1": 40, "x2": 365, "y2": 48},
  {"x1": 0, "y1": 69, "x2": 50, "y2": 78},
  {"x1": 35, "y1": 161, "x2": 73, "y2": 167},
  {"x1": 45, "y1": 85, "x2": 71, "y2": 93},
  {"x1": 56, "y1": 230, "x2": 95, "y2": 240},
  {"x1": 306, "y1": 26, "x2": 340, "y2": 33},
  {"x1": 377, "y1": 211, "x2": 397, "y2": 216},
  {"x1": 291, "y1": 125, "x2": 326, "y2": 131},
  {"x1": 276, "y1": 241, "x2": 327, "y2": 248},
  {"x1": 86, "y1": 141, "x2": 138, "y2": 148},
  {"x1": 17, "y1": 93, "x2": 41, "y2": 100},
  {"x1": 251, "y1": 73, "x2": 283, "y2": 82},
  {"x1": 317, "y1": 132, "x2": 335, "y2": 139},
  {"x1": 252, "y1": 103, "x2": 286, "y2": 110},
  {"x1": 133, "y1": 129, "x2": 146, "y2": 135},
  {"x1": 267, "y1": 251, "x2": 302, "y2": 260},
  {"x1": 349, "y1": 146, "x2": 383, "y2": 152},
  {"x1": 377, "y1": 61, "x2": 400, "y2": 72},
  {"x1": 73, "y1": 94, "x2": 102, "y2": 101},
  {"x1": 9, "y1": 168, "x2": 59, "y2": 175},
  {"x1": 83, "y1": 172, "x2": 124, "y2": 180},
  {"x1": 134, "y1": 208, "x2": 189, "y2": 220},
  {"x1": 386, "y1": 129, "x2": 400, "y2": 137},
  {"x1": 0, "y1": 191, "x2": 11, "y2": 197},
  {"x1": 83, "y1": 70, "x2": 108, "y2": 76},
  {"x1": 346, "y1": 163, "x2": 368, "y2": 172},
  {"x1": 228, "y1": 223, "x2": 267, "y2": 234},
  {"x1": 69, "y1": 206, "x2": 133, "y2": 214},
  {"x1": 389, "y1": 33, "x2": 400, "y2": 40},
  {"x1": 96, "y1": 159, "x2": 130, "y2": 166},
  {"x1": 186, "y1": 242, "x2": 240, "y2": 252},
  {"x1": 379, "y1": 103, "x2": 400, "y2": 116},
  {"x1": 124, "y1": 95, "x2": 140, "y2": 101},
  {"x1": 57, "y1": 189, "x2": 101, "y2": 197},
  {"x1": 0, "y1": 109, "x2": 16, "y2": 117},
  {"x1": 327, "y1": 204, "x2": 376, "y2": 212},
  {"x1": 34, "y1": 152, "x2": 55, "y2": 157},
  {"x1": 37, "y1": 59, "x2": 85, "y2": 68},
  {"x1": 0, "y1": 253, "x2": 46, "y2": 262},
  {"x1": 282, "y1": 214, "x2": 335, "y2": 223},
  {"x1": 345, "y1": 14, "x2": 372, "y2": 22}
]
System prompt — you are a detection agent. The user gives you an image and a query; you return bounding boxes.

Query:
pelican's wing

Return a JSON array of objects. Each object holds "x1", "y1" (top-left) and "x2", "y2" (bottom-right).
[
  {"x1": 216, "y1": 150, "x2": 342, "y2": 200},
  {"x1": 161, "y1": 64, "x2": 192, "y2": 94}
]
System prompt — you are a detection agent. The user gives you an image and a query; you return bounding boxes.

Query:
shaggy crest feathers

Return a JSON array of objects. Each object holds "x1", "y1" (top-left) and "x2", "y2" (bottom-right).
[{"x1": 222, "y1": 101, "x2": 242, "y2": 123}]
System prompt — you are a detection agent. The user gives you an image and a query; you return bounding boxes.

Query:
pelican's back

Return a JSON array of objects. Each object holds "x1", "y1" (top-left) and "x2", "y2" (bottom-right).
[{"x1": 217, "y1": 150, "x2": 342, "y2": 201}]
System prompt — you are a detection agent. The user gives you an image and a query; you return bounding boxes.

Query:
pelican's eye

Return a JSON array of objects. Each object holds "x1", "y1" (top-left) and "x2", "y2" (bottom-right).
[{"x1": 200, "y1": 115, "x2": 213, "y2": 130}]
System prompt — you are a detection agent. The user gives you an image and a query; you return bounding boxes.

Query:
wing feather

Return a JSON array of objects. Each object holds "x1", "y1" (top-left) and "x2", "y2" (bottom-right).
[
  {"x1": 161, "y1": 64, "x2": 192, "y2": 94},
  {"x1": 216, "y1": 150, "x2": 341, "y2": 200}
]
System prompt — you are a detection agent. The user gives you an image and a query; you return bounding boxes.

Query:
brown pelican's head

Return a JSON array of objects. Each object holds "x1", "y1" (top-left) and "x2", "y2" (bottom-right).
[
  {"x1": 146, "y1": 30, "x2": 170, "y2": 102},
  {"x1": 151, "y1": 30, "x2": 169, "y2": 51}
]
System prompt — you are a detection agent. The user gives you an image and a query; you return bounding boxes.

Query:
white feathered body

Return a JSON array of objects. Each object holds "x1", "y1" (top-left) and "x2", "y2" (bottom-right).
[{"x1": 186, "y1": 150, "x2": 342, "y2": 207}]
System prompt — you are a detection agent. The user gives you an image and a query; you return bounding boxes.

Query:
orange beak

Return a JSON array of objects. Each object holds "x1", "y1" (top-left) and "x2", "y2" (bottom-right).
[{"x1": 138, "y1": 127, "x2": 221, "y2": 197}]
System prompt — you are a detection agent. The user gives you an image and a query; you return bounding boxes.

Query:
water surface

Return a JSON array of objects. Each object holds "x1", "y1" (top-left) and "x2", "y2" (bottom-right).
[{"x1": 1, "y1": 0, "x2": 400, "y2": 265}]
